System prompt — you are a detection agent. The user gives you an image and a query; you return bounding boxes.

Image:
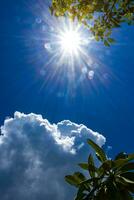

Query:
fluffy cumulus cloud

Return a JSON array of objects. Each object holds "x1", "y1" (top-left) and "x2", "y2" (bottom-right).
[{"x1": 0, "y1": 112, "x2": 106, "y2": 200}]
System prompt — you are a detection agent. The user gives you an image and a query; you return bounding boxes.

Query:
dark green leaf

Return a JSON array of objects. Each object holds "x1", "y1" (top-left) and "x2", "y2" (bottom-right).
[
  {"x1": 107, "y1": 37, "x2": 115, "y2": 44},
  {"x1": 87, "y1": 139, "x2": 107, "y2": 162},
  {"x1": 75, "y1": 185, "x2": 87, "y2": 200},
  {"x1": 118, "y1": 162, "x2": 134, "y2": 173},
  {"x1": 65, "y1": 172, "x2": 86, "y2": 187},
  {"x1": 104, "y1": 40, "x2": 110, "y2": 47},
  {"x1": 116, "y1": 175, "x2": 134, "y2": 186},
  {"x1": 114, "y1": 154, "x2": 134, "y2": 170},
  {"x1": 121, "y1": 172, "x2": 134, "y2": 182},
  {"x1": 115, "y1": 152, "x2": 128, "y2": 160},
  {"x1": 78, "y1": 163, "x2": 88, "y2": 170},
  {"x1": 88, "y1": 154, "x2": 96, "y2": 177}
]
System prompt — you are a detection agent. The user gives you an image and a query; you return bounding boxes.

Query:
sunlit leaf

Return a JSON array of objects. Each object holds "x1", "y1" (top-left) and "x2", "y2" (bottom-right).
[{"x1": 51, "y1": 0, "x2": 134, "y2": 45}]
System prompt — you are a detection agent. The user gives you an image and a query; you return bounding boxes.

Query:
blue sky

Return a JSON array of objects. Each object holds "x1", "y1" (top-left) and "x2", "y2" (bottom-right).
[
  {"x1": 1, "y1": 0, "x2": 134, "y2": 153},
  {"x1": 0, "y1": 0, "x2": 134, "y2": 200},
  {"x1": 0, "y1": 1, "x2": 134, "y2": 198},
  {"x1": 1, "y1": 0, "x2": 134, "y2": 152}
]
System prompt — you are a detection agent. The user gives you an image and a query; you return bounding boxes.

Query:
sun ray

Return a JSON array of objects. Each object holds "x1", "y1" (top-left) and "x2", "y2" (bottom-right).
[{"x1": 26, "y1": 10, "x2": 108, "y2": 94}]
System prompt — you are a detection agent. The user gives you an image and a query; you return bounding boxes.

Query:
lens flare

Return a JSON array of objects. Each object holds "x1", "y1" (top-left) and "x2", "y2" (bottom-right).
[
  {"x1": 27, "y1": 13, "x2": 101, "y2": 92},
  {"x1": 23, "y1": 4, "x2": 111, "y2": 96},
  {"x1": 40, "y1": 18, "x2": 97, "y2": 88}
]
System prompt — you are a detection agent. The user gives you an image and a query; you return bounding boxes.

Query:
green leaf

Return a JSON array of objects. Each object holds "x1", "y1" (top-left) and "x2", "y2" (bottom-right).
[
  {"x1": 101, "y1": 160, "x2": 113, "y2": 171},
  {"x1": 115, "y1": 152, "x2": 128, "y2": 160},
  {"x1": 96, "y1": 152, "x2": 105, "y2": 163},
  {"x1": 51, "y1": 0, "x2": 134, "y2": 46},
  {"x1": 65, "y1": 172, "x2": 86, "y2": 187},
  {"x1": 75, "y1": 191, "x2": 86, "y2": 200},
  {"x1": 107, "y1": 38, "x2": 115, "y2": 44},
  {"x1": 88, "y1": 154, "x2": 94, "y2": 166},
  {"x1": 118, "y1": 162, "x2": 134, "y2": 173},
  {"x1": 87, "y1": 139, "x2": 107, "y2": 162},
  {"x1": 75, "y1": 185, "x2": 87, "y2": 200},
  {"x1": 97, "y1": 160, "x2": 114, "y2": 177},
  {"x1": 78, "y1": 162, "x2": 97, "y2": 180},
  {"x1": 116, "y1": 175, "x2": 134, "y2": 186},
  {"x1": 88, "y1": 154, "x2": 96, "y2": 177},
  {"x1": 104, "y1": 40, "x2": 110, "y2": 47},
  {"x1": 79, "y1": 179, "x2": 92, "y2": 188},
  {"x1": 114, "y1": 154, "x2": 134, "y2": 170},
  {"x1": 121, "y1": 172, "x2": 134, "y2": 182},
  {"x1": 78, "y1": 163, "x2": 88, "y2": 170},
  {"x1": 65, "y1": 175, "x2": 79, "y2": 187}
]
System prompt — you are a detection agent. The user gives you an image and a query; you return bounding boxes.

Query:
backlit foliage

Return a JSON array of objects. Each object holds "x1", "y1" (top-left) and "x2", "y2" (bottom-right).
[
  {"x1": 65, "y1": 139, "x2": 134, "y2": 200},
  {"x1": 50, "y1": 0, "x2": 134, "y2": 46}
]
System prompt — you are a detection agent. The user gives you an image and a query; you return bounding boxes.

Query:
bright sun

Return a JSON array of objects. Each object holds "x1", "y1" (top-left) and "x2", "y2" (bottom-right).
[
  {"x1": 59, "y1": 29, "x2": 82, "y2": 56},
  {"x1": 44, "y1": 19, "x2": 92, "y2": 69}
]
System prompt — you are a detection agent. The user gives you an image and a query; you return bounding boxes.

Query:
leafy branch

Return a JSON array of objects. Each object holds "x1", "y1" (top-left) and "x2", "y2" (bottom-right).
[
  {"x1": 50, "y1": 0, "x2": 134, "y2": 46},
  {"x1": 65, "y1": 139, "x2": 134, "y2": 200}
]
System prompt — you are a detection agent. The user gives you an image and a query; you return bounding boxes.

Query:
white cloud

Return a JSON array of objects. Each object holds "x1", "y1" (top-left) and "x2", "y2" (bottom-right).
[{"x1": 0, "y1": 112, "x2": 106, "y2": 200}]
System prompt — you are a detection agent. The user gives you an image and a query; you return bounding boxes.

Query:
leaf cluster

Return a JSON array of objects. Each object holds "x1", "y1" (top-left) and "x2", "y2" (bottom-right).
[
  {"x1": 50, "y1": 0, "x2": 134, "y2": 46},
  {"x1": 65, "y1": 139, "x2": 134, "y2": 200}
]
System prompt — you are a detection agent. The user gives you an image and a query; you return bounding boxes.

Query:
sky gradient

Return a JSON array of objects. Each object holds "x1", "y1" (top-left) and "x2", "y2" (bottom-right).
[{"x1": 0, "y1": 1, "x2": 134, "y2": 198}]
